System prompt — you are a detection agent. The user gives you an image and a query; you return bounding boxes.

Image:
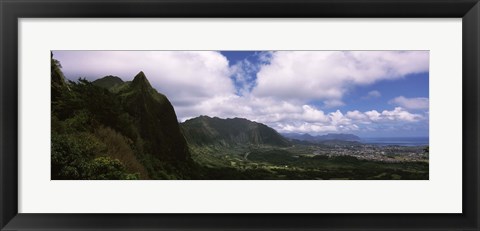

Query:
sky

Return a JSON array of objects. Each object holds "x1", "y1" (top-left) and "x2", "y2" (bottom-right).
[{"x1": 52, "y1": 50, "x2": 429, "y2": 138}]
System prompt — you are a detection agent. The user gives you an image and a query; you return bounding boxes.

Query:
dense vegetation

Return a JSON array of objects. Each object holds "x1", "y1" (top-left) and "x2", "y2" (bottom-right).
[{"x1": 51, "y1": 55, "x2": 192, "y2": 179}]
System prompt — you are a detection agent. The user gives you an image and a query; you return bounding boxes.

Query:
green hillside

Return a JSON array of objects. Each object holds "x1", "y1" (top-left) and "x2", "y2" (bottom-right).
[
  {"x1": 181, "y1": 116, "x2": 291, "y2": 147},
  {"x1": 51, "y1": 56, "x2": 192, "y2": 180},
  {"x1": 92, "y1": 75, "x2": 124, "y2": 89}
]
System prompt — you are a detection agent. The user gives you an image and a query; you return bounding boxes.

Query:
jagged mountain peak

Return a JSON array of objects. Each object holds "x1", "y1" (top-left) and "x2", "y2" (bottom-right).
[
  {"x1": 131, "y1": 71, "x2": 152, "y2": 88},
  {"x1": 118, "y1": 71, "x2": 190, "y2": 161}
]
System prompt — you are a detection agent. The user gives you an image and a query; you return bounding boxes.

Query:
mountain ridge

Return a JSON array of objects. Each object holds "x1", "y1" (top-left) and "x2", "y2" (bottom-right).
[
  {"x1": 92, "y1": 75, "x2": 124, "y2": 89},
  {"x1": 282, "y1": 132, "x2": 361, "y2": 142},
  {"x1": 181, "y1": 115, "x2": 290, "y2": 147}
]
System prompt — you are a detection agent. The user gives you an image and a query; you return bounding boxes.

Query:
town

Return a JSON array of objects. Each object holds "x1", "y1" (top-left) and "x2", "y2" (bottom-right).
[{"x1": 308, "y1": 143, "x2": 428, "y2": 163}]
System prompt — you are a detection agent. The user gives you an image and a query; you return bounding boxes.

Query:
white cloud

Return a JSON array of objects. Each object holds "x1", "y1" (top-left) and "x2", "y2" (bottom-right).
[
  {"x1": 276, "y1": 122, "x2": 345, "y2": 134},
  {"x1": 389, "y1": 96, "x2": 429, "y2": 110},
  {"x1": 271, "y1": 106, "x2": 424, "y2": 134},
  {"x1": 53, "y1": 50, "x2": 428, "y2": 136},
  {"x1": 380, "y1": 107, "x2": 424, "y2": 122},
  {"x1": 323, "y1": 99, "x2": 345, "y2": 108},
  {"x1": 252, "y1": 51, "x2": 429, "y2": 103},
  {"x1": 300, "y1": 105, "x2": 329, "y2": 123},
  {"x1": 346, "y1": 110, "x2": 370, "y2": 123},
  {"x1": 365, "y1": 110, "x2": 382, "y2": 121},
  {"x1": 53, "y1": 51, "x2": 235, "y2": 107},
  {"x1": 362, "y1": 90, "x2": 381, "y2": 99},
  {"x1": 176, "y1": 93, "x2": 425, "y2": 135}
]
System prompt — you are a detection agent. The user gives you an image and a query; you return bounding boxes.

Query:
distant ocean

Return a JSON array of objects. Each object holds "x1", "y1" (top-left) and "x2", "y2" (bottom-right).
[{"x1": 360, "y1": 137, "x2": 429, "y2": 147}]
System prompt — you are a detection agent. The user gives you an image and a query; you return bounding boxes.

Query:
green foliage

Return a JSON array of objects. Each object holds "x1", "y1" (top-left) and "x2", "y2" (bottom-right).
[
  {"x1": 51, "y1": 55, "x2": 66, "y2": 102},
  {"x1": 62, "y1": 110, "x2": 93, "y2": 133},
  {"x1": 51, "y1": 54, "x2": 192, "y2": 179},
  {"x1": 51, "y1": 133, "x2": 139, "y2": 180},
  {"x1": 85, "y1": 157, "x2": 139, "y2": 180},
  {"x1": 70, "y1": 79, "x2": 125, "y2": 129},
  {"x1": 51, "y1": 133, "x2": 105, "y2": 179},
  {"x1": 94, "y1": 126, "x2": 148, "y2": 179},
  {"x1": 52, "y1": 78, "x2": 130, "y2": 133}
]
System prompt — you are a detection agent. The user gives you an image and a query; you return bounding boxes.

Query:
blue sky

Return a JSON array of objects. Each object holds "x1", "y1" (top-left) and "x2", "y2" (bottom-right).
[
  {"x1": 53, "y1": 50, "x2": 429, "y2": 137},
  {"x1": 220, "y1": 51, "x2": 429, "y2": 113},
  {"x1": 220, "y1": 51, "x2": 429, "y2": 137}
]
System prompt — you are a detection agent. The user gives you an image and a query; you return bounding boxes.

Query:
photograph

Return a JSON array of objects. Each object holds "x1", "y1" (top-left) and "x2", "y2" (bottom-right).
[
  {"x1": 3, "y1": 0, "x2": 478, "y2": 229},
  {"x1": 51, "y1": 50, "x2": 429, "y2": 180}
]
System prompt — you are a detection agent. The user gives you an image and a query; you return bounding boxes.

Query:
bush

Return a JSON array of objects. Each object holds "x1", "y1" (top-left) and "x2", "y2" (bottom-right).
[
  {"x1": 84, "y1": 157, "x2": 139, "y2": 180},
  {"x1": 94, "y1": 126, "x2": 148, "y2": 179},
  {"x1": 51, "y1": 132, "x2": 137, "y2": 180},
  {"x1": 51, "y1": 132, "x2": 105, "y2": 179}
]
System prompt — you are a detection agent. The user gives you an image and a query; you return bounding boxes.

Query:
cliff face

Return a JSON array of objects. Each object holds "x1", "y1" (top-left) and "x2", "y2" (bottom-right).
[{"x1": 118, "y1": 71, "x2": 190, "y2": 161}]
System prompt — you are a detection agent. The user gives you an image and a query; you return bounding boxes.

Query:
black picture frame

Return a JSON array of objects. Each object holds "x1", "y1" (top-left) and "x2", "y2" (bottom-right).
[{"x1": 1, "y1": 0, "x2": 479, "y2": 230}]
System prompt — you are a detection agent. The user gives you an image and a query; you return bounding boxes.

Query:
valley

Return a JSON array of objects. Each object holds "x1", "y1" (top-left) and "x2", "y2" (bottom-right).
[
  {"x1": 180, "y1": 115, "x2": 428, "y2": 180},
  {"x1": 188, "y1": 142, "x2": 428, "y2": 180}
]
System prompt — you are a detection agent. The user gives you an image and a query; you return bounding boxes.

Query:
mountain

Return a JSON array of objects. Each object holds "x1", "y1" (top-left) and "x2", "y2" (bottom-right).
[
  {"x1": 283, "y1": 133, "x2": 361, "y2": 142},
  {"x1": 316, "y1": 139, "x2": 362, "y2": 146},
  {"x1": 92, "y1": 75, "x2": 124, "y2": 89},
  {"x1": 51, "y1": 63, "x2": 191, "y2": 179},
  {"x1": 319, "y1": 133, "x2": 361, "y2": 141},
  {"x1": 180, "y1": 116, "x2": 290, "y2": 147},
  {"x1": 118, "y1": 71, "x2": 190, "y2": 161}
]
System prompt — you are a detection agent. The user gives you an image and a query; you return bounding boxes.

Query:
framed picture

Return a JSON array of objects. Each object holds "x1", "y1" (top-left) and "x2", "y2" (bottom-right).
[{"x1": 1, "y1": 0, "x2": 479, "y2": 230}]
